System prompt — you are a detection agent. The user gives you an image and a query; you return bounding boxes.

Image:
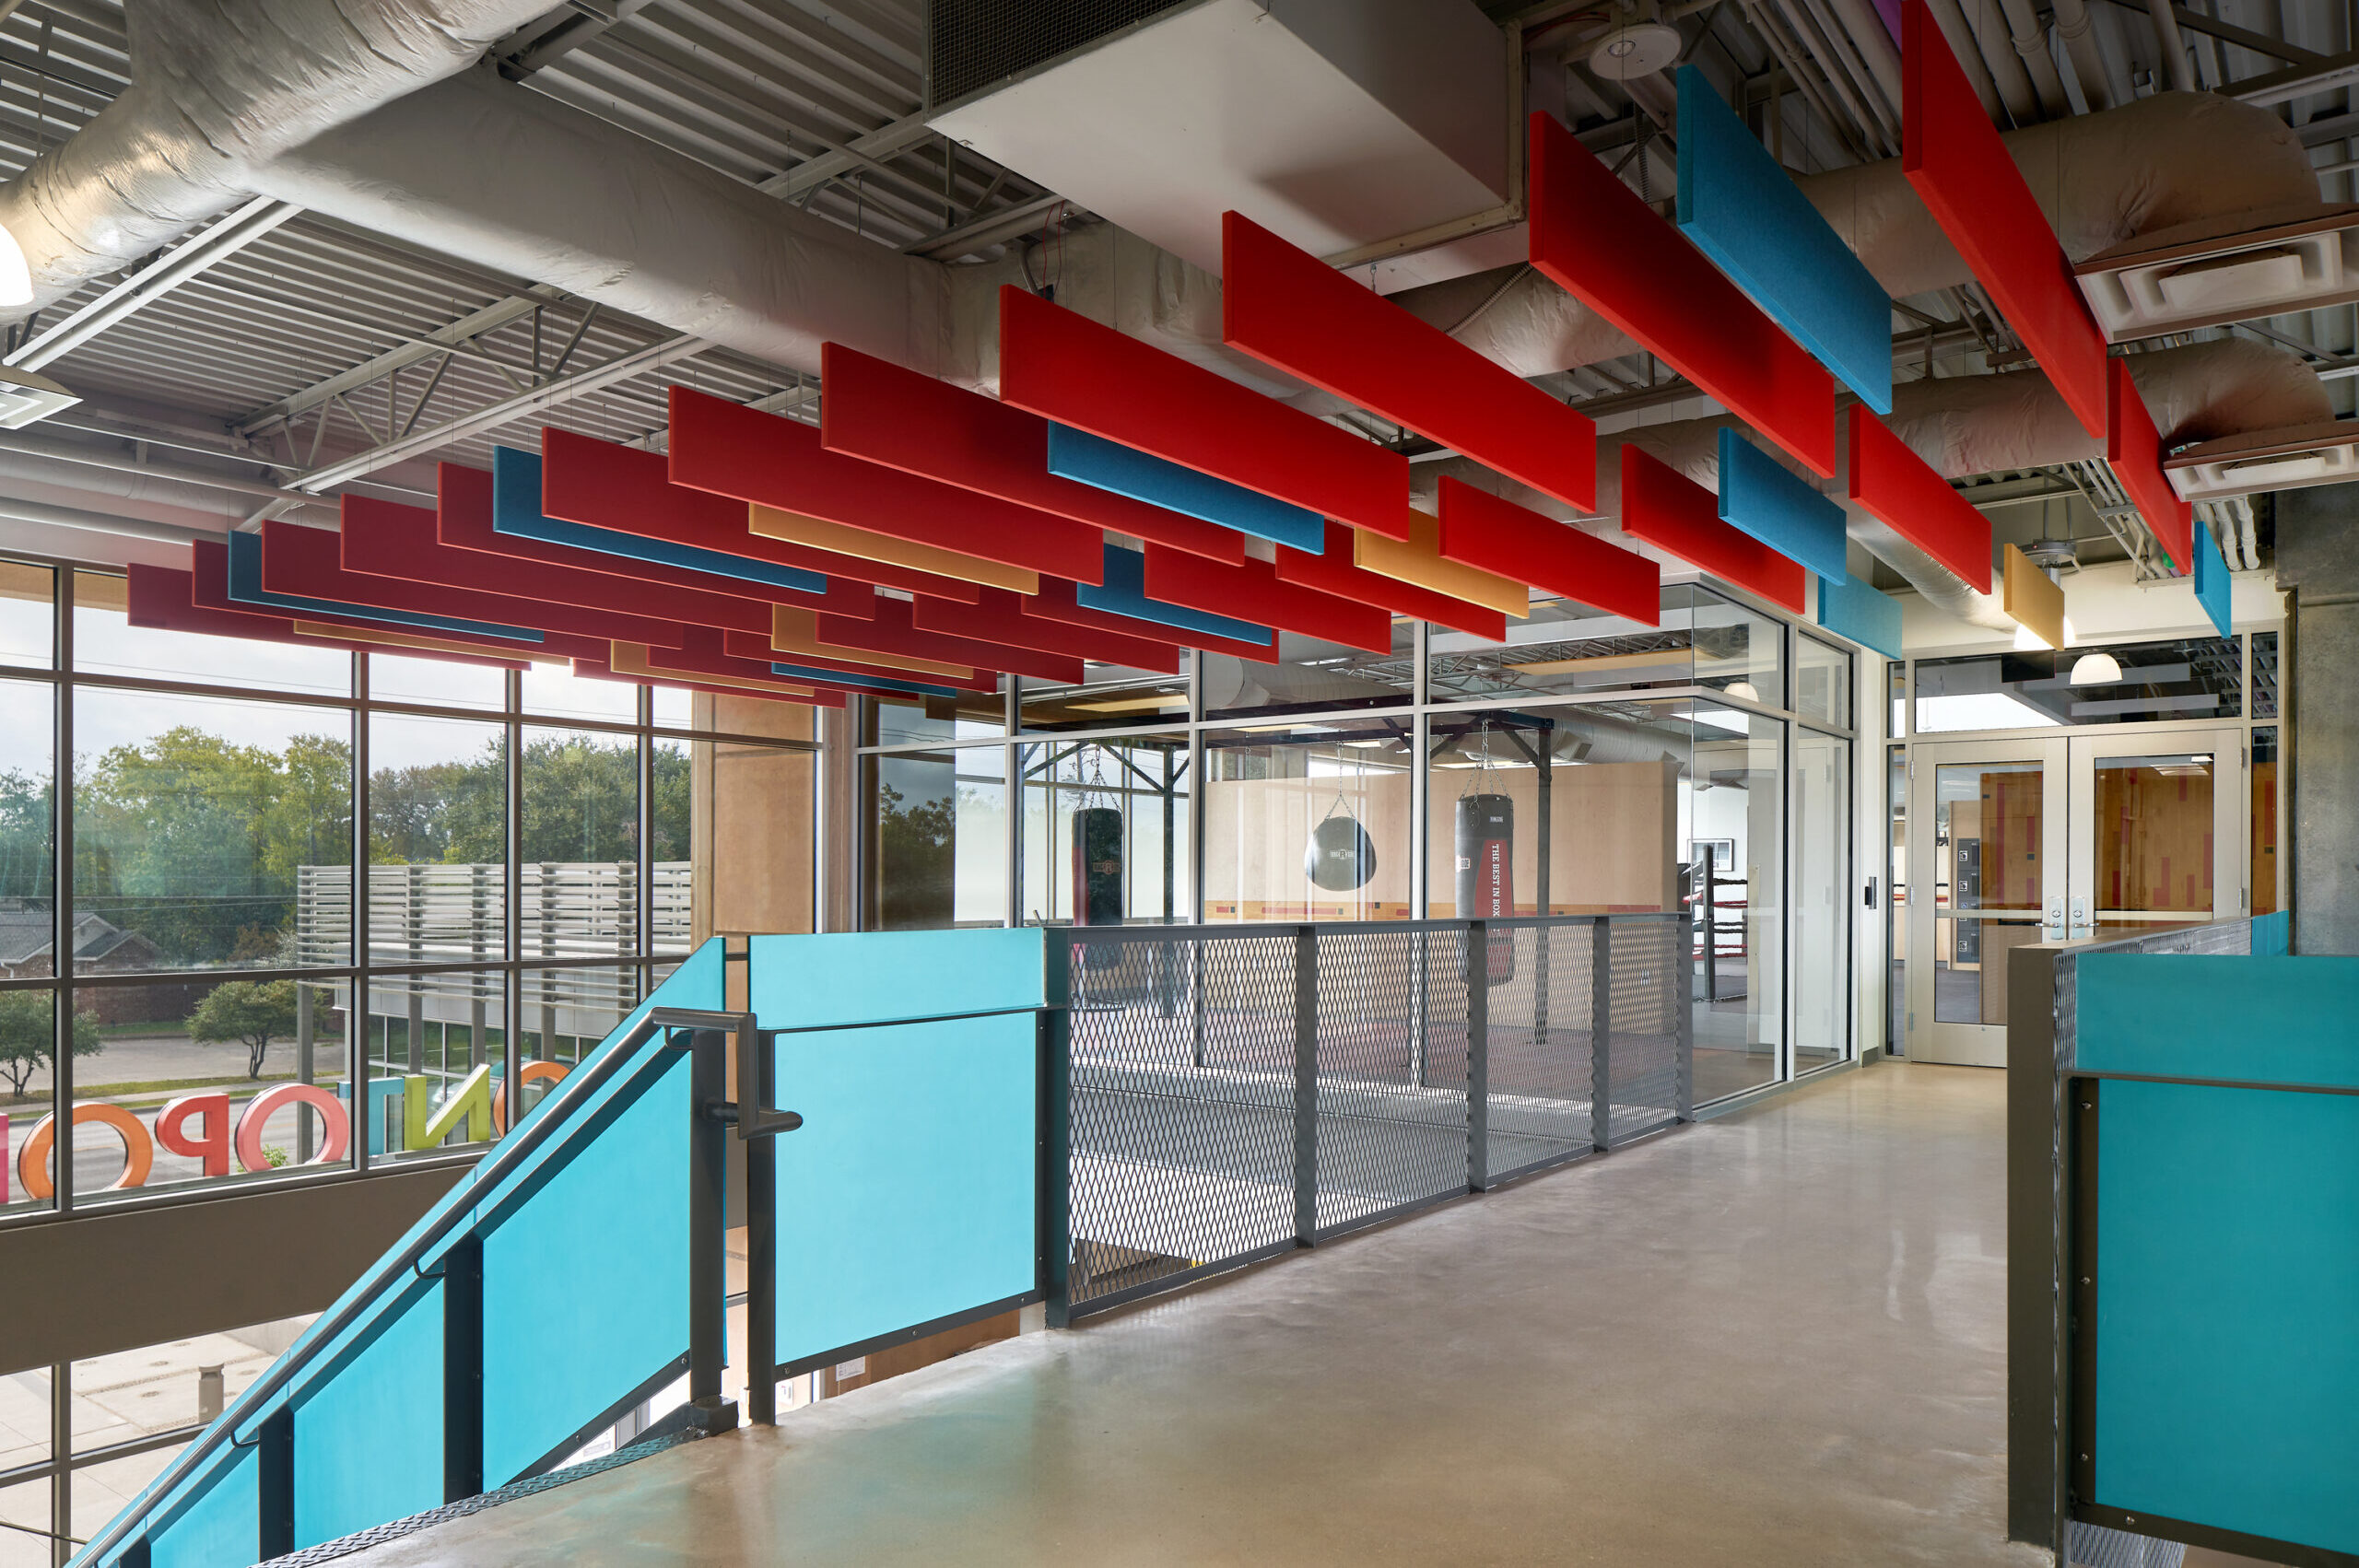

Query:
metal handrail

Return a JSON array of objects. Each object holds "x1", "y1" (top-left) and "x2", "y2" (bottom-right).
[{"x1": 73, "y1": 1004, "x2": 753, "y2": 1568}]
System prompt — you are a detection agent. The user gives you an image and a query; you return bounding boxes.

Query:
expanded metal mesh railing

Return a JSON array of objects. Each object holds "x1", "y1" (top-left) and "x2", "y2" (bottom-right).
[{"x1": 1054, "y1": 914, "x2": 1692, "y2": 1317}]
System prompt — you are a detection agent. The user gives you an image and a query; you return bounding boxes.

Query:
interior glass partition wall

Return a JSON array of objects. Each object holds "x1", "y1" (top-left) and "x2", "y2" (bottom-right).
[{"x1": 857, "y1": 582, "x2": 1858, "y2": 1108}]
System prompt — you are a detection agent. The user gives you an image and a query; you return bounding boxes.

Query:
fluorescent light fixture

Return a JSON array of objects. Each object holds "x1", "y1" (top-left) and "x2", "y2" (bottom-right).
[{"x1": 2070, "y1": 653, "x2": 2123, "y2": 685}]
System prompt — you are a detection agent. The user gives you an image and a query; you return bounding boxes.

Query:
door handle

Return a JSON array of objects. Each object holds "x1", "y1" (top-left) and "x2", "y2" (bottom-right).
[
  {"x1": 2069, "y1": 895, "x2": 2091, "y2": 938},
  {"x1": 2043, "y1": 895, "x2": 2066, "y2": 940}
]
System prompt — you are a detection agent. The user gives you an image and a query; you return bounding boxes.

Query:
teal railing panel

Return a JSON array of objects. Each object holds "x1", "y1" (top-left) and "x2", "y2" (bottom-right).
[
  {"x1": 481, "y1": 1049, "x2": 695, "y2": 1483},
  {"x1": 749, "y1": 929, "x2": 1048, "y2": 1025},
  {"x1": 74, "y1": 941, "x2": 730, "y2": 1568},
  {"x1": 771, "y1": 1014, "x2": 1039, "y2": 1366},
  {"x1": 290, "y1": 1280, "x2": 443, "y2": 1550},
  {"x1": 750, "y1": 930, "x2": 1044, "y2": 1370},
  {"x1": 144, "y1": 1452, "x2": 255, "y2": 1568},
  {"x1": 2254, "y1": 909, "x2": 2291, "y2": 956},
  {"x1": 2094, "y1": 1078, "x2": 2359, "y2": 1553},
  {"x1": 2076, "y1": 954, "x2": 2359, "y2": 1086}
]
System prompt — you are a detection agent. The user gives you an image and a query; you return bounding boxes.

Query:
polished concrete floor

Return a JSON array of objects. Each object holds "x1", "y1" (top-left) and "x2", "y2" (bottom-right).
[{"x1": 343, "y1": 1061, "x2": 2052, "y2": 1568}]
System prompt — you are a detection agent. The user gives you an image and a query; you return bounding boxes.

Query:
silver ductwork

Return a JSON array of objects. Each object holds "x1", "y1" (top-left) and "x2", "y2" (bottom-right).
[
  {"x1": 0, "y1": 0, "x2": 556, "y2": 312},
  {"x1": 252, "y1": 69, "x2": 953, "y2": 381},
  {"x1": 1396, "y1": 91, "x2": 2321, "y2": 379}
]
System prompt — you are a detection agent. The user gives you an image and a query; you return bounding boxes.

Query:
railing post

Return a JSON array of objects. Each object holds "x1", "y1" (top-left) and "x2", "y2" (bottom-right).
[
  {"x1": 1591, "y1": 919, "x2": 1614, "y2": 1153},
  {"x1": 1467, "y1": 919, "x2": 1489, "y2": 1193},
  {"x1": 745, "y1": 1106, "x2": 777, "y2": 1426},
  {"x1": 256, "y1": 1407, "x2": 294, "y2": 1561},
  {"x1": 1038, "y1": 999, "x2": 1073, "y2": 1328},
  {"x1": 687, "y1": 1028, "x2": 736, "y2": 1432},
  {"x1": 442, "y1": 1234, "x2": 484, "y2": 1499},
  {"x1": 1292, "y1": 925, "x2": 1319, "y2": 1247},
  {"x1": 1674, "y1": 918, "x2": 1695, "y2": 1122}
]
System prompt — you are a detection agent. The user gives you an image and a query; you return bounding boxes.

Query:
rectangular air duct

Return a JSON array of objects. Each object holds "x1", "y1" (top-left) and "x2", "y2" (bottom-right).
[
  {"x1": 2164, "y1": 418, "x2": 2359, "y2": 500},
  {"x1": 928, "y1": 0, "x2": 1508, "y2": 274},
  {"x1": 2073, "y1": 204, "x2": 2359, "y2": 342}
]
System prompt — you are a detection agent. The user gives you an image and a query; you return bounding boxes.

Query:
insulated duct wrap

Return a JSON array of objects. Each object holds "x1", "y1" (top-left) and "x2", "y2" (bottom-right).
[
  {"x1": 1392, "y1": 91, "x2": 2322, "y2": 380},
  {"x1": 253, "y1": 71, "x2": 950, "y2": 380},
  {"x1": 1418, "y1": 339, "x2": 2326, "y2": 629},
  {"x1": 0, "y1": 0, "x2": 555, "y2": 311}
]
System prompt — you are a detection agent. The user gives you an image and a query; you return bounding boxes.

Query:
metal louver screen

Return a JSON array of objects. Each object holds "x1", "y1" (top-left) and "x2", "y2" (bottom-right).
[{"x1": 929, "y1": 0, "x2": 1194, "y2": 104}]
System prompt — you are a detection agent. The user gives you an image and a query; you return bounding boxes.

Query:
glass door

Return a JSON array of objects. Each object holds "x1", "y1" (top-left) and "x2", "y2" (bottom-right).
[
  {"x1": 2065, "y1": 729, "x2": 2242, "y2": 943},
  {"x1": 1907, "y1": 739, "x2": 2067, "y2": 1067}
]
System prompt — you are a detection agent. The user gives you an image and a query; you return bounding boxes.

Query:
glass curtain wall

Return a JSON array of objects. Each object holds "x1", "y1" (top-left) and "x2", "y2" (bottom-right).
[
  {"x1": 860, "y1": 583, "x2": 1859, "y2": 1106},
  {"x1": 0, "y1": 568, "x2": 816, "y2": 1223}
]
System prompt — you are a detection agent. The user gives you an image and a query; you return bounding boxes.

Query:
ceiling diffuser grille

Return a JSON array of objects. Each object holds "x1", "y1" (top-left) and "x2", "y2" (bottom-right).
[{"x1": 928, "y1": 0, "x2": 1193, "y2": 105}]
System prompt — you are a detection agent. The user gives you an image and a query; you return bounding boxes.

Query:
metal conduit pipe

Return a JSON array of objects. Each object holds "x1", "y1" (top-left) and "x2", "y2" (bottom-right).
[
  {"x1": 1739, "y1": 0, "x2": 1875, "y2": 167},
  {"x1": 1935, "y1": 0, "x2": 2038, "y2": 122},
  {"x1": 1994, "y1": 0, "x2": 2072, "y2": 117},
  {"x1": 0, "y1": 493, "x2": 214, "y2": 546},
  {"x1": 0, "y1": 428, "x2": 314, "y2": 506},
  {"x1": 2047, "y1": 0, "x2": 2119, "y2": 109},
  {"x1": 2148, "y1": 0, "x2": 2199, "y2": 92},
  {"x1": 0, "y1": 0, "x2": 558, "y2": 314},
  {"x1": 1786, "y1": 0, "x2": 1902, "y2": 150},
  {"x1": 1826, "y1": 0, "x2": 1909, "y2": 119}
]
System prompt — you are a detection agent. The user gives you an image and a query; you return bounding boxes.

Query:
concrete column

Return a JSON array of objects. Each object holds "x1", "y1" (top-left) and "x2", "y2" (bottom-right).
[{"x1": 2271, "y1": 486, "x2": 2358, "y2": 955}]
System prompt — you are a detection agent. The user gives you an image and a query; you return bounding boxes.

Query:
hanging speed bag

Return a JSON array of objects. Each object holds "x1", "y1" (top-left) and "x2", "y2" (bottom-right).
[
  {"x1": 1456, "y1": 793, "x2": 1517, "y2": 982},
  {"x1": 1072, "y1": 806, "x2": 1125, "y2": 970},
  {"x1": 1305, "y1": 814, "x2": 1378, "y2": 893}
]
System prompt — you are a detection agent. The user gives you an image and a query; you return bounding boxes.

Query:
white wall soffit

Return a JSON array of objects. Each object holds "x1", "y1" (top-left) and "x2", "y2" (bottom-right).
[
  {"x1": 1895, "y1": 557, "x2": 2283, "y2": 658},
  {"x1": 929, "y1": 0, "x2": 1508, "y2": 275}
]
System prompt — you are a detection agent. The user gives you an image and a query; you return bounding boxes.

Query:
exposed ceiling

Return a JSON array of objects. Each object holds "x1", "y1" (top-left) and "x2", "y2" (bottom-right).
[{"x1": 0, "y1": 0, "x2": 2347, "y2": 596}]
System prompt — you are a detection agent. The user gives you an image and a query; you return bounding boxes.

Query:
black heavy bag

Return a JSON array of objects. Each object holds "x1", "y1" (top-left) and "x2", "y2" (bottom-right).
[
  {"x1": 1455, "y1": 793, "x2": 1517, "y2": 982},
  {"x1": 1305, "y1": 814, "x2": 1378, "y2": 893},
  {"x1": 1072, "y1": 806, "x2": 1124, "y2": 968}
]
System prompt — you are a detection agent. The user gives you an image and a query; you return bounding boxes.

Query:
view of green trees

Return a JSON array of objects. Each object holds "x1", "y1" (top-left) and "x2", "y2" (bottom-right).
[{"x1": 0, "y1": 726, "x2": 691, "y2": 971}]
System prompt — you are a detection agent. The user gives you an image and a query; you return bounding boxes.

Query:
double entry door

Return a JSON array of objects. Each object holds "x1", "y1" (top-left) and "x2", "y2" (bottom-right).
[{"x1": 1906, "y1": 728, "x2": 2243, "y2": 1067}]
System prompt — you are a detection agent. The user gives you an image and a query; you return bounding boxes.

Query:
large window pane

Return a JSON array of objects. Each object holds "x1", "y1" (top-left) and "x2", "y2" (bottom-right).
[
  {"x1": 1017, "y1": 661, "x2": 1180, "y2": 734},
  {"x1": 1915, "y1": 636, "x2": 2240, "y2": 732},
  {"x1": 1691, "y1": 588, "x2": 1784, "y2": 708},
  {"x1": 37, "y1": 976, "x2": 350, "y2": 1202},
  {"x1": 867, "y1": 747, "x2": 1005, "y2": 930},
  {"x1": 1203, "y1": 718, "x2": 1410, "y2": 921},
  {"x1": 362, "y1": 970, "x2": 507, "y2": 1164},
  {"x1": 0, "y1": 676, "x2": 53, "y2": 934},
  {"x1": 1425, "y1": 708, "x2": 1684, "y2": 918},
  {"x1": 0, "y1": 1367, "x2": 46, "y2": 1473},
  {"x1": 76, "y1": 689, "x2": 353, "y2": 973},
  {"x1": 1201, "y1": 626, "x2": 1412, "y2": 721},
  {"x1": 1792, "y1": 730, "x2": 1849, "y2": 1074},
  {"x1": 0, "y1": 1479, "x2": 49, "y2": 1568},
  {"x1": 521, "y1": 728, "x2": 640, "y2": 962},
  {"x1": 1020, "y1": 734, "x2": 1190, "y2": 927},
  {"x1": 74, "y1": 571, "x2": 348, "y2": 697},
  {"x1": 2251, "y1": 629, "x2": 2279, "y2": 720},
  {"x1": 1684, "y1": 704, "x2": 1782, "y2": 1102},
  {"x1": 0, "y1": 562, "x2": 51, "y2": 669},
  {"x1": 516, "y1": 965, "x2": 638, "y2": 1073},
  {"x1": 369, "y1": 652, "x2": 504, "y2": 712},
  {"x1": 1427, "y1": 584, "x2": 1710, "y2": 706},
  {"x1": 369, "y1": 713, "x2": 504, "y2": 966},
  {"x1": 1931, "y1": 761, "x2": 2045, "y2": 1026},
  {"x1": 878, "y1": 686, "x2": 1009, "y2": 745},
  {"x1": 1795, "y1": 635, "x2": 1850, "y2": 728},
  {"x1": 522, "y1": 664, "x2": 636, "y2": 724},
  {"x1": 0, "y1": 989, "x2": 61, "y2": 1218}
]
